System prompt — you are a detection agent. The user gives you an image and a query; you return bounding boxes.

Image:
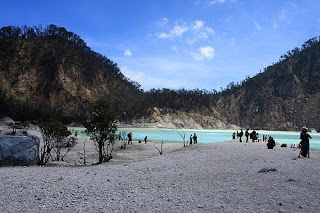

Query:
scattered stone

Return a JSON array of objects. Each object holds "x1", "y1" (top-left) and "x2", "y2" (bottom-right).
[
  {"x1": 287, "y1": 178, "x2": 295, "y2": 182},
  {"x1": 258, "y1": 168, "x2": 278, "y2": 173}
]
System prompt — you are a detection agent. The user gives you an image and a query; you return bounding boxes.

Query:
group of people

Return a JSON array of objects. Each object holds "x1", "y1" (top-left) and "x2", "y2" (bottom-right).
[
  {"x1": 267, "y1": 126, "x2": 312, "y2": 158},
  {"x1": 232, "y1": 126, "x2": 312, "y2": 158},
  {"x1": 126, "y1": 132, "x2": 199, "y2": 145},
  {"x1": 189, "y1": 133, "x2": 198, "y2": 144},
  {"x1": 232, "y1": 129, "x2": 259, "y2": 143},
  {"x1": 128, "y1": 127, "x2": 312, "y2": 158},
  {"x1": 126, "y1": 132, "x2": 148, "y2": 144}
]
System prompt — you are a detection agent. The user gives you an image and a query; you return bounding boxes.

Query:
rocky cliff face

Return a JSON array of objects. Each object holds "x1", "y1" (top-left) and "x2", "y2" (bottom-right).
[
  {"x1": 1, "y1": 26, "x2": 320, "y2": 131},
  {"x1": 124, "y1": 107, "x2": 237, "y2": 129},
  {"x1": 0, "y1": 25, "x2": 142, "y2": 122},
  {"x1": 211, "y1": 38, "x2": 320, "y2": 130}
]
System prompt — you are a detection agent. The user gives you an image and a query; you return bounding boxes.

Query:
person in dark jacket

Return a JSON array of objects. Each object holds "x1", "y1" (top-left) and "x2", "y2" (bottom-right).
[
  {"x1": 267, "y1": 136, "x2": 275, "y2": 149},
  {"x1": 298, "y1": 127, "x2": 312, "y2": 158}
]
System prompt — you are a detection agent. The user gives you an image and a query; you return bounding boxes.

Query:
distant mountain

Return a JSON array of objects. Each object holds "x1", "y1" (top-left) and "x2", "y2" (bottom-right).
[{"x1": 1, "y1": 25, "x2": 319, "y2": 131}]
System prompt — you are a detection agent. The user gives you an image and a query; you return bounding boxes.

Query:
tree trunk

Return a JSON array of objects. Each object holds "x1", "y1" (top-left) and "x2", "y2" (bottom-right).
[{"x1": 98, "y1": 141, "x2": 103, "y2": 163}]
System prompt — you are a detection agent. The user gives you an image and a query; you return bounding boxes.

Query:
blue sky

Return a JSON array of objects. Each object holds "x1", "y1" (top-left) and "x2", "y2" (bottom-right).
[{"x1": 1, "y1": 0, "x2": 320, "y2": 91}]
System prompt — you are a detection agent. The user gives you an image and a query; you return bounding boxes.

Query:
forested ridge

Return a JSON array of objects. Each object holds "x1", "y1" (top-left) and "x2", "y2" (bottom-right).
[{"x1": 1, "y1": 25, "x2": 320, "y2": 130}]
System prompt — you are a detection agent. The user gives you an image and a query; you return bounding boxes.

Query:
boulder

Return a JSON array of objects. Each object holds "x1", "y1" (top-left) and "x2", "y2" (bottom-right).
[{"x1": 0, "y1": 136, "x2": 40, "y2": 166}]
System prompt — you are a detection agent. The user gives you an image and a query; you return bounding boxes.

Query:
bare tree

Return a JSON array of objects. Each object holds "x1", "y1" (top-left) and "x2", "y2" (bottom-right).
[
  {"x1": 154, "y1": 141, "x2": 164, "y2": 155},
  {"x1": 178, "y1": 132, "x2": 187, "y2": 147},
  {"x1": 119, "y1": 131, "x2": 127, "y2": 149},
  {"x1": 53, "y1": 136, "x2": 77, "y2": 161},
  {"x1": 83, "y1": 139, "x2": 87, "y2": 165}
]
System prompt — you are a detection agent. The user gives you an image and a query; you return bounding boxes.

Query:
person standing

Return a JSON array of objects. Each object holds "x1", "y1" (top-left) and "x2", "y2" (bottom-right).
[
  {"x1": 190, "y1": 134, "x2": 193, "y2": 145},
  {"x1": 144, "y1": 136, "x2": 147, "y2": 144},
  {"x1": 239, "y1": 129, "x2": 243, "y2": 142},
  {"x1": 245, "y1": 129, "x2": 249, "y2": 142},
  {"x1": 193, "y1": 133, "x2": 197, "y2": 144},
  {"x1": 127, "y1": 132, "x2": 133, "y2": 144},
  {"x1": 251, "y1": 130, "x2": 256, "y2": 142},
  {"x1": 299, "y1": 127, "x2": 312, "y2": 158}
]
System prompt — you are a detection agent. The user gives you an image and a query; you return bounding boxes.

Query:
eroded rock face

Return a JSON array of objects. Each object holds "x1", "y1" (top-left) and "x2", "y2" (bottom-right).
[{"x1": 0, "y1": 136, "x2": 39, "y2": 166}]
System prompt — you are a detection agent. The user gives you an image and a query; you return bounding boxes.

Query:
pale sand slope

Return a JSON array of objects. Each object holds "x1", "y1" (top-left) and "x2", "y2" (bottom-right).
[{"x1": 1, "y1": 138, "x2": 320, "y2": 213}]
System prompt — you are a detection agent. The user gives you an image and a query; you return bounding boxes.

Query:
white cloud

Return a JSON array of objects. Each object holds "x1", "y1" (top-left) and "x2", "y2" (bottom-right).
[
  {"x1": 254, "y1": 21, "x2": 262, "y2": 30},
  {"x1": 193, "y1": 20, "x2": 204, "y2": 30},
  {"x1": 194, "y1": 0, "x2": 200, "y2": 5},
  {"x1": 191, "y1": 46, "x2": 215, "y2": 60},
  {"x1": 121, "y1": 66, "x2": 144, "y2": 81},
  {"x1": 172, "y1": 46, "x2": 178, "y2": 53},
  {"x1": 124, "y1": 49, "x2": 132, "y2": 57},
  {"x1": 171, "y1": 25, "x2": 188, "y2": 37},
  {"x1": 120, "y1": 64, "x2": 188, "y2": 90},
  {"x1": 187, "y1": 24, "x2": 215, "y2": 44},
  {"x1": 162, "y1": 17, "x2": 169, "y2": 25},
  {"x1": 156, "y1": 19, "x2": 214, "y2": 44},
  {"x1": 205, "y1": 27, "x2": 215, "y2": 34},
  {"x1": 158, "y1": 32, "x2": 171, "y2": 38},
  {"x1": 157, "y1": 25, "x2": 188, "y2": 39},
  {"x1": 199, "y1": 46, "x2": 215, "y2": 58},
  {"x1": 157, "y1": 17, "x2": 169, "y2": 27},
  {"x1": 210, "y1": 0, "x2": 225, "y2": 4}
]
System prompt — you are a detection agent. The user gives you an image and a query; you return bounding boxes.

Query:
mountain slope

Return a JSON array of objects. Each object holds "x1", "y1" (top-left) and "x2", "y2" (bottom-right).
[
  {"x1": 212, "y1": 37, "x2": 320, "y2": 130},
  {"x1": 0, "y1": 25, "x2": 143, "y2": 122},
  {"x1": 1, "y1": 25, "x2": 319, "y2": 131}
]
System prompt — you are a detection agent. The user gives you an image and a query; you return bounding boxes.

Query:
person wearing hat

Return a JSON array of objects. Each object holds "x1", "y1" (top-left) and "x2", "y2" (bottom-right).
[{"x1": 298, "y1": 127, "x2": 312, "y2": 158}]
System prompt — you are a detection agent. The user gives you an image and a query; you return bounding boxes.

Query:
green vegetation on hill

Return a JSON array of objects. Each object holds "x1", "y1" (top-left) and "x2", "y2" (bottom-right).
[
  {"x1": 0, "y1": 25, "x2": 143, "y2": 122},
  {"x1": 1, "y1": 25, "x2": 320, "y2": 130}
]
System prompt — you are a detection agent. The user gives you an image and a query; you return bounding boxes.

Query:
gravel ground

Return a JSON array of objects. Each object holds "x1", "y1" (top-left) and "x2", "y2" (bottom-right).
[{"x1": 1, "y1": 137, "x2": 320, "y2": 213}]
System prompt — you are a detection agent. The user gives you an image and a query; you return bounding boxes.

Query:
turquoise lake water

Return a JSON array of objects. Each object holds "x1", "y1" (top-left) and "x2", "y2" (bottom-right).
[{"x1": 70, "y1": 128, "x2": 320, "y2": 151}]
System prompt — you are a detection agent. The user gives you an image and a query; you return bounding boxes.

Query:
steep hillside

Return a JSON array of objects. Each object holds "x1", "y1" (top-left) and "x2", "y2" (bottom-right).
[
  {"x1": 1, "y1": 25, "x2": 319, "y2": 131},
  {"x1": 213, "y1": 37, "x2": 320, "y2": 130},
  {"x1": 0, "y1": 25, "x2": 143, "y2": 122},
  {"x1": 133, "y1": 37, "x2": 320, "y2": 131}
]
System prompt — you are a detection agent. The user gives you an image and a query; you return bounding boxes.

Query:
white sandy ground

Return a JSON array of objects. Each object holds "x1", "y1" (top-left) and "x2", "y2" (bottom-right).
[{"x1": 1, "y1": 129, "x2": 320, "y2": 213}]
